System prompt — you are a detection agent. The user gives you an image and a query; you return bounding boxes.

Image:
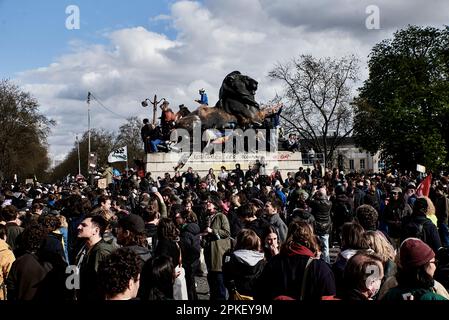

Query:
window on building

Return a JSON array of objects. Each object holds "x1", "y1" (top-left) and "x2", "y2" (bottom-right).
[
  {"x1": 349, "y1": 159, "x2": 354, "y2": 170},
  {"x1": 360, "y1": 159, "x2": 365, "y2": 170}
]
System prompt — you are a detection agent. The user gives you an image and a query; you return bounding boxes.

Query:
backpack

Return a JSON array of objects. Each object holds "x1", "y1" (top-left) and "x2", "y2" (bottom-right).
[
  {"x1": 334, "y1": 201, "x2": 353, "y2": 223},
  {"x1": 401, "y1": 218, "x2": 428, "y2": 242}
]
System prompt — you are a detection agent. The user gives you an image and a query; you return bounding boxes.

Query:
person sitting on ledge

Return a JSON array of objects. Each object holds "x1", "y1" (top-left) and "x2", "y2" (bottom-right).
[
  {"x1": 283, "y1": 133, "x2": 299, "y2": 152},
  {"x1": 149, "y1": 124, "x2": 164, "y2": 153},
  {"x1": 195, "y1": 88, "x2": 208, "y2": 105}
]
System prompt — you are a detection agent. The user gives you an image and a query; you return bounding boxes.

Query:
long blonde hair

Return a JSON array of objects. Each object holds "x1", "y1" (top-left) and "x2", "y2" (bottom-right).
[
  {"x1": 421, "y1": 196, "x2": 436, "y2": 218},
  {"x1": 365, "y1": 230, "x2": 396, "y2": 263}
]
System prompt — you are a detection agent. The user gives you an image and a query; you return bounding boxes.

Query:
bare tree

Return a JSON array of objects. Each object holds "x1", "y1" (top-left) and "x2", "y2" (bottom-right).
[
  {"x1": 115, "y1": 116, "x2": 145, "y2": 163},
  {"x1": 269, "y1": 55, "x2": 359, "y2": 167}
]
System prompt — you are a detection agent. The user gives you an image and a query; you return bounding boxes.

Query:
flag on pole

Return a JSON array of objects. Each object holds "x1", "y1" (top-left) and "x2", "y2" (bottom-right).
[
  {"x1": 108, "y1": 146, "x2": 128, "y2": 163},
  {"x1": 416, "y1": 173, "x2": 432, "y2": 197}
]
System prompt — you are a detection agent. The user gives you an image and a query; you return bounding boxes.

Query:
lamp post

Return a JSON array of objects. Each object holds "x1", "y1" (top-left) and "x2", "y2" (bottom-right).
[
  {"x1": 141, "y1": 95, "x2": 166, "y2": 125},
  {"x1": 87, "y1": 92, "x2": 95, "y2": 186},
  {"x1": 87, "y1": 92, "x2": 91, "y2": 172},
  {"x1": 76, "y1": 134, "x2": 81, "y2": 175}
]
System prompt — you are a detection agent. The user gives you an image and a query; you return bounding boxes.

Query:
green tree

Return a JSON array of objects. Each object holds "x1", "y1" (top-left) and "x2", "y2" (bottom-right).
[
  {"x1": 50, "y1": 117, "x2": 146, "y2": 182},
  {"x1": 50, "y1": 129, "x2": 115, "y2": 181},
  {"x1": 269, "y1": 55, "x2": 359, "y2": 167},
  {"x1": 0, "y1": 80, "x2": 54, "y2": 181},
  {"x1": 354, "y1": 25, "x2": 449, "y2": 171}
]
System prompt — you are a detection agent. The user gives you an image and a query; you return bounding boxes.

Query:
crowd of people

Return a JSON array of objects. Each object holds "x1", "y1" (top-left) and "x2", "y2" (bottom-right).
[{"x1": 1, "y1": 164, "x2": 449, "y2": 301}]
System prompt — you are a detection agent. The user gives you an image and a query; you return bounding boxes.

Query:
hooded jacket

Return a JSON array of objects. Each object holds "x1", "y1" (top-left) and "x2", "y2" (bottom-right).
[
  {"x1": 179, "y1": 222, "x2": 201, "y2": 266},
  {"x1": 264, "y1": 214, "x2": 288, "y2": 243},
  {"x1": 255, "y1": 243, "x2": 335, "y2": 300},
  {"x1": 223, "y1": 249, "x2": 266, "y2": 297},
  {"x1": 127, "y1": 245, "x2": 152, "y2": 263}
]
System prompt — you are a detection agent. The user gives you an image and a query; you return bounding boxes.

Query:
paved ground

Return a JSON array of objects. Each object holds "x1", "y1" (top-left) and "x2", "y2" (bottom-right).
[
  {"x1": 195, "y1": 245, "x2": 341, "y2": 300},
  {"x1": 196, "y1": 276, "x2": 210, "y2": 300}
]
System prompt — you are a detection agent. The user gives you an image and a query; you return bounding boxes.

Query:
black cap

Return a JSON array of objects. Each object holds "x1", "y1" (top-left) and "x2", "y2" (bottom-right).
[{"x1": 118, "y1": 214, "x2": 145, "y2": 233}]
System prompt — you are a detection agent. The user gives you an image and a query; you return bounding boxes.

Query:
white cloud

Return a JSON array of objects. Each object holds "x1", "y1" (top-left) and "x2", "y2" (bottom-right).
[{"x1": 14, "y1": 0, "x2": 449, "y2": 161}]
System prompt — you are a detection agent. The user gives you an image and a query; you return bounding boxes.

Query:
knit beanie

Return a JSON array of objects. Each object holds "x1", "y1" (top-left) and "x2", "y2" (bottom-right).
[{"x1": 399, "y1": 238, "x2": 435, "y2": 268}]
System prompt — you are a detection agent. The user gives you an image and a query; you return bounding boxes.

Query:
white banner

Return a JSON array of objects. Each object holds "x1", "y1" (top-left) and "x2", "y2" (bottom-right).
[
  {"x1": 416, "y1": 164, "x2": 426, "y2": 173},
  {"x1": 108, "y1": 146, "x2": 128, "y2": 163}
]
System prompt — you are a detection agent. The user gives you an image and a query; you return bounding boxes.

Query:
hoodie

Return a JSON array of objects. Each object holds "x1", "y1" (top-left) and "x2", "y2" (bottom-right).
[
  {"x1": 223, "y1": 249, "x2": 266, "y2": 297},
  {"x1": 126, "y1": 245, "x2": 152, "y2": 263},
  {"x1": 232, "y1": 249, "x2": 265, "y2": 267},
  {"x1": 265, "y1": 214, "x2": 288, "y2": 243},
  {"x1": 179, "y1": 222, "x2": 201, "y2": 265}
]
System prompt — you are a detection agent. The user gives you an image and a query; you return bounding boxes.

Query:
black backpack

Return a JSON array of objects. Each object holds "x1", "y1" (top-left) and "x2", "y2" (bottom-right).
[
  {"x1": 401, "y1": 218, "x2": 428, "y2": 242},
  {"x1": 334, "y1": 201, "x2": 353, "y2": 223}
]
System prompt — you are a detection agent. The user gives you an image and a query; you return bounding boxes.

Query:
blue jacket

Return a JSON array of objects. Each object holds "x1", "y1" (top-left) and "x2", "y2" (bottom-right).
[
  {"x1": 276, "y1": 189, "x2": 287, "y2": 206},
  {"x1": 200, "y1": 93, "x2": 208, "y2": 105}
]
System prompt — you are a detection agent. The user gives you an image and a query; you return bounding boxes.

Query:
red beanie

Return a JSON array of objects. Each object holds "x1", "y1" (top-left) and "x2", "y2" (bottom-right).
[{"x1": 400, "y1": 238, "x2": 435, "y2": 268}]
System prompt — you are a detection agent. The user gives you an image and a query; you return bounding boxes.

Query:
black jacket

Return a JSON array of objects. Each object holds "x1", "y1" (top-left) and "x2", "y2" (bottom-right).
[
  {"x1": 384, "y1": 200, "x2": 412, "y2": 238},
  {"x1": 179, "y1": 223, "x2": 201, "y2": 268},
  {"x1": 400, "y1": 214, "x2": 442, "y2": 253},
  {"x1": 5, "y1": 222, "x2": 23, "y2": 252},
  {"x1": 309, "y1": 197, "x2": 332, "y2": 235},
  {"x1": 245, "y1": 218, "x2": 271, "y2": 240},
  {"x1": 255, "y1": 254, "x2": 336, "y2": 300},
  {"x1": 77, "y1": 239, "x2": 114, "y2": 301},
  {"x1": 7, "y1": 250, "x2": 67, "y2": 301},
  {"x1": 332, "y1": 194, "x2": 354, "y2": 226},
  {"x1": 223, "y1": 251, "x2": 266, "y2": 298}
]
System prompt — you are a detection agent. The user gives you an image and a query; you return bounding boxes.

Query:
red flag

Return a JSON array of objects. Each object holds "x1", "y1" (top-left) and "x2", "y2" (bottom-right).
[{"x1": 416, "y1": 174, "x2": 432, "y2": 197}]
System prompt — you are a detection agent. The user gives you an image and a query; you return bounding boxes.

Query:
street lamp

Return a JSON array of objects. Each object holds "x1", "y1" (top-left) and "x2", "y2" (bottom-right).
[
  {"x1": 76, "y1": 135, "x2": 81, "y2": 175},
  {"x1": 141, "y1": 95, "x2": 166, "y2": 125}
]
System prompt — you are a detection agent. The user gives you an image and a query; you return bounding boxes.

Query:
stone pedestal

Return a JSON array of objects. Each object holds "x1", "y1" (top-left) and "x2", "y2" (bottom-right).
[{"x1": 145, "y1": 151, "x2": 312, "y2": 178}]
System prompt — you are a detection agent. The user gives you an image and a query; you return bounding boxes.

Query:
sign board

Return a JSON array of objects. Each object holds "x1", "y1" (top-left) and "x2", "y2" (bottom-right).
[
  {"x1": 25, "y1": 179, "x2": 34, "y2": 185},
  {"x1": 97, "y1": 178, "x2": 107, "y2": 189},
  {"x1": 416, "y1": 164, "x2": 426, "y2": 173}
]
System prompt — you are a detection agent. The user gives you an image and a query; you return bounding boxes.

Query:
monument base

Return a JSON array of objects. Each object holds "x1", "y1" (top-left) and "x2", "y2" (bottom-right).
[{"x1": 145, "y1": 151, "x2": 313, "y2": 179}]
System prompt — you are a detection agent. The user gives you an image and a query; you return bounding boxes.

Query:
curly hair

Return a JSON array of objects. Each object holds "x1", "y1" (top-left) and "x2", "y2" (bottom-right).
[
  {"x1": 157, "y1": 218, "x2": 179, "y2": 241},
  {"x1": 1, "y1": 205, "x2": 18, "y2": 222},
  {"x1": 356, "y1": 205, "x2": 379, "y2": 231},
  {"x1": 20, "y1": 224, "x2": 47, "y2": 252},
  {"x1": 97, "y1": 248, "x2": 142, "y2": 299},
  {"x1": 40, "y1": 215, "x2": 62, "y2": 233},
  {"x1": 118, "y1": 230, "x2": 148, "y2": 248}
]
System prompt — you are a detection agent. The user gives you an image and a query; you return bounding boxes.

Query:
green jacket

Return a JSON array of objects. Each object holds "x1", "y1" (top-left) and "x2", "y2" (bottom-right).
[
  {"x1": 384, "y1": 287, "x2": 447, "y2": 301},
  {"x1": 77, "y1": 239, "x2": 114, "y2": 300},
  {"x1": 205, "y1": 212, "x2": 231, "y2": 272}
]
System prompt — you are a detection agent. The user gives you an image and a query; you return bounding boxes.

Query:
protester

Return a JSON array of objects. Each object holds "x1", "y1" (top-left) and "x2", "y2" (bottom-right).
[{"x1": 97, "y1": 248, "x2": 142, "y2": 300}]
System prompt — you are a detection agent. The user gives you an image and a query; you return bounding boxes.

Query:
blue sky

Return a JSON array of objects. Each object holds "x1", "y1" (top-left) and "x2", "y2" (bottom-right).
[
  {"x1": 0, "y1": 0, "x2": 175, "y2": 77},
  {"x1": 1, "y1": 0, "x2": 447, "y2": 162}
]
